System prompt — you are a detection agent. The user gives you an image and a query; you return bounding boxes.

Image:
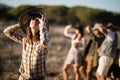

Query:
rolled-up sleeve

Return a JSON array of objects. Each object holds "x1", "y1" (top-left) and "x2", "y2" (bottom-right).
[
  {"x1": 64, "y1": 26, "x2": 74, "y2": 39},
  {"x1": 3, "y1": 23, "x2": 23, "y2": 44},
  {"x1": 39, "y1": 22, "x2": 51, "y2": 47}
]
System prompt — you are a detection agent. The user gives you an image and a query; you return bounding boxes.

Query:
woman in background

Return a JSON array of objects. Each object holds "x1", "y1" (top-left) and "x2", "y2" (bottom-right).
[{"x1": 62, "y1": 24, "x2": 86, "y2": 80}]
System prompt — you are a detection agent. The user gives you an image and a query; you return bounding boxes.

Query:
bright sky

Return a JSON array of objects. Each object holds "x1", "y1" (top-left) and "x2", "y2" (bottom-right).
[{"x1": 0, "y1": 0, "x2": 120, "y2": 13}]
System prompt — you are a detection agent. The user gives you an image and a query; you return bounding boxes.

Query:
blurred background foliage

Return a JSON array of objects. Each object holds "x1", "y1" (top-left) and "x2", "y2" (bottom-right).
[{"x1": 0, "y1": 4, "x2": 120, "y2": 27}]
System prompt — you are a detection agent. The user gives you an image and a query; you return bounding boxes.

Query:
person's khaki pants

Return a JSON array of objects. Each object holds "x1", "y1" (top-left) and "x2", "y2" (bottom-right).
[{"x1": 79, "y1": 55, "x2": 93, "y2": 80}]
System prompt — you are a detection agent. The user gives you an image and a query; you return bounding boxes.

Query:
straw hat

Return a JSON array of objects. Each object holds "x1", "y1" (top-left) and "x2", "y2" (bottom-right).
[{"x1": 19, "y1": 8, "x2": 49, "y2": 33}]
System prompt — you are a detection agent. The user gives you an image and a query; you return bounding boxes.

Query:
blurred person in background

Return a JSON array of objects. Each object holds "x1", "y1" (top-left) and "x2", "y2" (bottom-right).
[
  {"x1": 80, "y1": 24, "x2": 105, "y2": 80},
  {"x1": 3, "y1": 8, "x2": 51, "y2": 80},
  {"x1": 95, "y1": 23, "x2": 118, "y2": 80},
  {"x1": 62, "y1": 24, "x2": 86, "y2": 80},
  {"x1": 106, "y1": 23, "x2": 120, "y2": 80}
]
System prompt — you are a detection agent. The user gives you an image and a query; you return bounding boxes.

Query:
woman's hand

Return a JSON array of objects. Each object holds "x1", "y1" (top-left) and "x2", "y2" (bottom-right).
[
  {"x1": 85, "y1": 25, "x2": 91, "y2": 33},
  {"x1": 36, "y1": 14, "x2": 45, "y2": 21},
  {"x1": 94, "y1": 23, "x2": 108, "y2": 36},
  {"x1": 36, "y1": 14, "x2": 46, "y2": 28},
  {"x1": 97, "y1": 48, "x2": 101, "y2": 54}
]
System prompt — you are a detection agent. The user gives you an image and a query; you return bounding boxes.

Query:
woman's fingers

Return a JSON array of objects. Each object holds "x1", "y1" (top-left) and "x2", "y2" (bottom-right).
[
  {"x1": 36, "y1": 14, "x2": 45, "y2": 23},
  {"x1": 41, "y1": 14, "x2": 46, "y2": 22}
]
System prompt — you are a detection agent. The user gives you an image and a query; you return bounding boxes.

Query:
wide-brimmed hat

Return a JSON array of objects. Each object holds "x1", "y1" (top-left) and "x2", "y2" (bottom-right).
[
  {"x1": 106, "y1": 23, "x2": 116, "y2": 31},
  {"x1": 19, "y1": 8, "x2": 49, "y2": 33}
]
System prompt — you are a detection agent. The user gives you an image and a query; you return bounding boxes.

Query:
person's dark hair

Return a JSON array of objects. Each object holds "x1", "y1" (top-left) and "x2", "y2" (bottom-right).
[{"x1": 74, "y1": 24, "x2": 84, "y2": 35}]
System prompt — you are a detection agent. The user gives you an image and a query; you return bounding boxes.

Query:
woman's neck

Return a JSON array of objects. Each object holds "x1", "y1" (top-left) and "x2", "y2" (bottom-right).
[
  {"x1": 31, "y1": 28, "x2": 39, "y2": 43},
  {"x1": 75, "y1": 33, "x2": 82, "y2": 40}
]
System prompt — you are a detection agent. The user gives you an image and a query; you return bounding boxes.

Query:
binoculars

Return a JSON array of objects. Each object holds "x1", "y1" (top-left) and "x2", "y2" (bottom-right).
[{"x1": 28, "y1": 12, "x2": 42, "y2": 19}]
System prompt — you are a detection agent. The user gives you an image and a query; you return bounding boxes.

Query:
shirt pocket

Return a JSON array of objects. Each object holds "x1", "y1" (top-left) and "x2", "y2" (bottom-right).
[{"x1": 33, "y1": 47, "x2": 45, "y2": 57}]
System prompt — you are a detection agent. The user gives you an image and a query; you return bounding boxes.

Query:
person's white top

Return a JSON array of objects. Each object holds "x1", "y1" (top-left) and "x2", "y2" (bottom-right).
[{"x1": 64, "y1": 26, "x2": 86, "y2": 54}]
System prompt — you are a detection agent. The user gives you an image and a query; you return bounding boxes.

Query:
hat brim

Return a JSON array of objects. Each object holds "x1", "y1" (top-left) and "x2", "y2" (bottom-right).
[
  {"x1": 106, "y1": 24, "x2": 116, "y2": 31},
  {"x1": 19, "y1": 8, "x2": 48, "y2": 34}
]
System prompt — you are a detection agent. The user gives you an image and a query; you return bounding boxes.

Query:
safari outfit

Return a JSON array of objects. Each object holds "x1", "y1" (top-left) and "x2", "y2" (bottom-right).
[
  {"x1": 85, "y1": 32, "x2": 105, "y2": 68},
  {"x1": 4, "y1": 23, "x2": 51, "y2": 80},
  {"x1": 96, "y1": 32, "x2": 118, "y2": 76},
  {"x1": 64, "y1": 27, "x2": 86, "y2": 65},
  {"x1": 80, "y1": 31, "x2": 105, "y2": 80}
]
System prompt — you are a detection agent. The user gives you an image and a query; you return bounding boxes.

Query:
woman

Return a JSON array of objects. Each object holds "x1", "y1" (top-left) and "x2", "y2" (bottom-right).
[
  {"x1": 62, "y1": 24, "x2": 86, "y2": 80},
  {"x1": 3, "y1": 8, "x2": 51, "y2": 80}
]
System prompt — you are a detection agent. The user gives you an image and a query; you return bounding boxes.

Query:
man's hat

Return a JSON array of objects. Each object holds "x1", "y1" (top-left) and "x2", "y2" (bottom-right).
[
  {"x1": 19, "y1": 8, "x2": 49, "y2": 33},
  {"x1": 106, "y1": 23, "x2": 116, "y2": 31}
]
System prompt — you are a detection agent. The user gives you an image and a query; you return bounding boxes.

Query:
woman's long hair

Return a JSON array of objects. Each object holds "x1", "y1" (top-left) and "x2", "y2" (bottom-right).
[
  {"x1": 26, "y1": 27, "x2": 39, "y2": 43},
  {"x1": 74, "y1": 24, "x2": 84, "y2": 39}
]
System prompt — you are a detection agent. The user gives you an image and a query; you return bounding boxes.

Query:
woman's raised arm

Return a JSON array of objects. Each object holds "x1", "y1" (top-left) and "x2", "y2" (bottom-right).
[
  {"x1": 64, "y1": 25, "x2": 74, "y2": 39},
  {"x1": 3, "y1": 23, "x2": 24, "y2": 44},
  {"x1": 37, "y1": 16, "x2": 51, "y2": 47}
]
